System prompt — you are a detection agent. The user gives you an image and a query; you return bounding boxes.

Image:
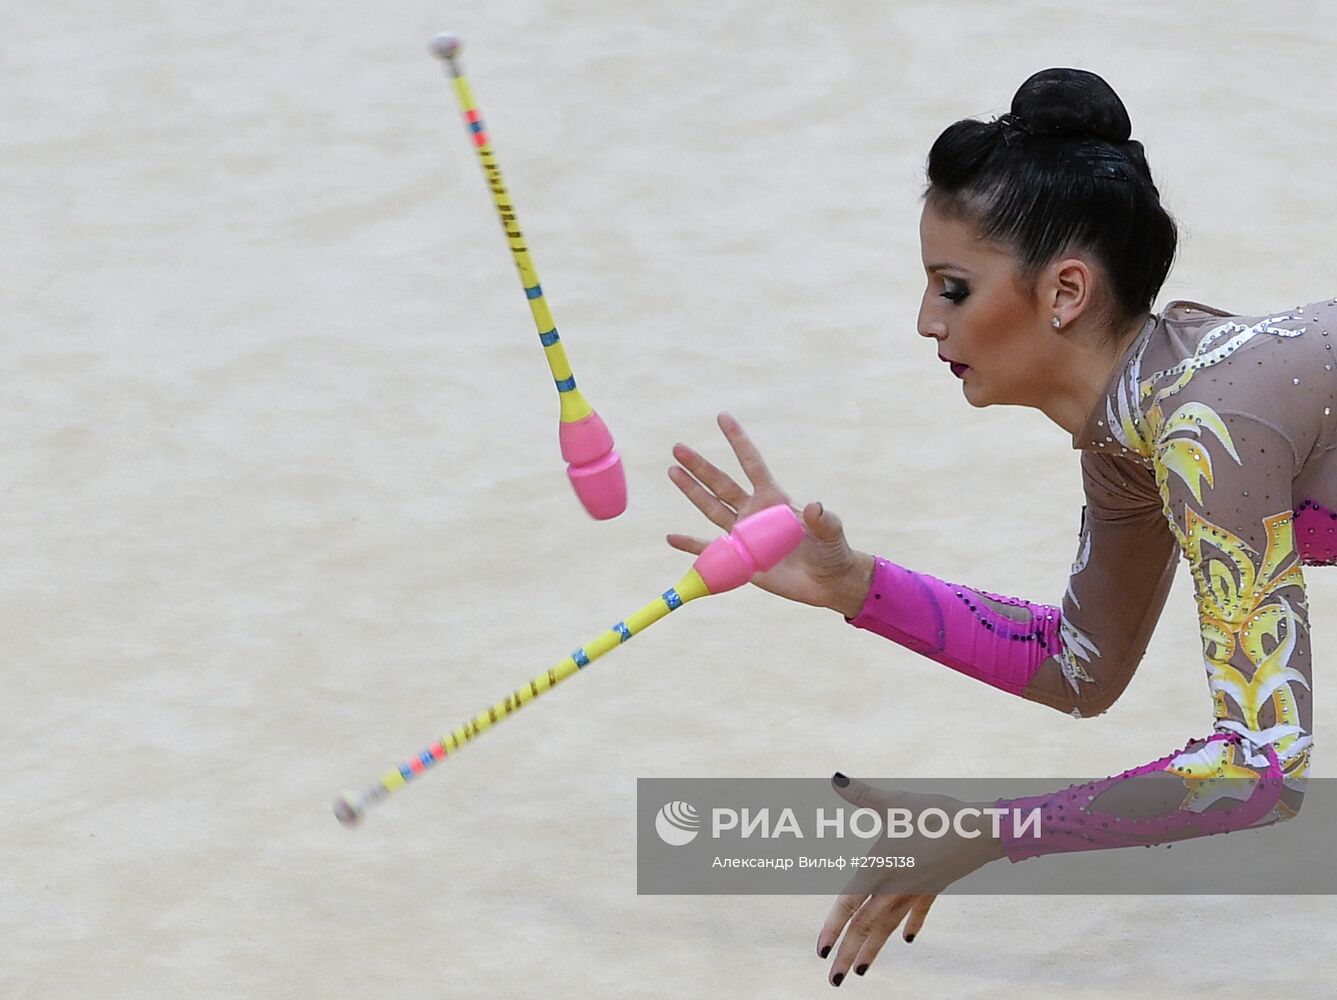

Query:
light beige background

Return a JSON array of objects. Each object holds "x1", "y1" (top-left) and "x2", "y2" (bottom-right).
[{"x1": 3, "y1": 2, "x2": 1335, "y2": 997}]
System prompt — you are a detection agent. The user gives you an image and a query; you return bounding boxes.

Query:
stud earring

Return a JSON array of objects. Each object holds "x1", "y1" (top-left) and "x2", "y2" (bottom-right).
[{"x1": 1051, "y1": 315, "x2": 1062, "y2": 329}]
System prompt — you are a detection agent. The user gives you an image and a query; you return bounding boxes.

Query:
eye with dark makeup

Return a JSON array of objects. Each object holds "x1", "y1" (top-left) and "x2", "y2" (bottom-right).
[{"x1": 940, "y1": 279, "x2": 970, "y2": 304}]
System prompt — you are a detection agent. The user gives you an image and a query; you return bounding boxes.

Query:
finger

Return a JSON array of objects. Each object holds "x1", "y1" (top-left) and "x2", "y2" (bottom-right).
[
  {"x1": 847, "y1": 896, "x2": 918, "y2": 978},
  {"x1": 670, "y1": 442, "x2": 749, "y2": 508},
  {"x1": 665, "y1": 533, "x2": 707, "y2": 556},
  {"x1": 667, "y1": 464, "x2": 737, "y2": 531},
  {"x1": 816, "y1": 892, "x2": 866, "y2": 960},
  {"x1": 716, "y1": 412, "x2": 778, "y2": 493},
  {"x1": 901, "y1": 894, "x2": 937, "y2": 943},
  {"x1": 831, "y1": 772, "x2": 891, "y2": 811},
  {"x1": 802, "y1": 501, "x2": 846, "y2": 544}
]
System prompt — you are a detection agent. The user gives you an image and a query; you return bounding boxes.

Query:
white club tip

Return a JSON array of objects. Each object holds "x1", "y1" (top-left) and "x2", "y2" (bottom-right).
[
  {"x1": 333, "y1": 795, "x2": 363, "y2": 827},
  {"x1": 429, "y1": 33, "x2": 462, "y2": 61}
]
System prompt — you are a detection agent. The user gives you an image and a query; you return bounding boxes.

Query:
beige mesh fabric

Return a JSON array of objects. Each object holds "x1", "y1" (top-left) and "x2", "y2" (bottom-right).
[{"x1": 1030, "y1": 299, "x2": 1337, "y2": 807}]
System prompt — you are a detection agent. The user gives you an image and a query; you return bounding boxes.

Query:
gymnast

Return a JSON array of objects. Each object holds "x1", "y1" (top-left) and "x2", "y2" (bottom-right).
[{"x1": 667, "y1": 68, "x2": 1332, "y2": 986}]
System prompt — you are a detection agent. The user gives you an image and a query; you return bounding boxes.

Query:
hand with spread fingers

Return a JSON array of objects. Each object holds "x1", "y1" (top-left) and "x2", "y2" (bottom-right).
[
  {"x1": 667, "y1": 412, "x2": 876, "y2": 618},
  {"x1": 816, "y1": 775, "x2": 1005, "y2": 986}
]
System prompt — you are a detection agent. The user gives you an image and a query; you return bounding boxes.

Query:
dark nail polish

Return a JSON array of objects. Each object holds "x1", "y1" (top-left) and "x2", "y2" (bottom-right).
[
  {"x1": 906, "y1": 933, "x2": 916, "y2": 943},
  {"x1": 832, "y1": 772, "x2": 849, "y2": 788},
  {"x1": 832, "y1": 972, "x2": 845, "y2": 987},
  {"x1": 819, "y1": 945, "x2": 831, "y2": 958},
  {"x1": 855, "y1": 964, "x2": 868, "y2": 976}
]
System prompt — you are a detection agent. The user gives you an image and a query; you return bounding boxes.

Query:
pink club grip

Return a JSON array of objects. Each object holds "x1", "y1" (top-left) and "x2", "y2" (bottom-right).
[
  {"x1": 692, "y1": 505, "x2": 804, "y2": 594},
  {"x1": 559, "y1": 411, "x2": 627, "y2": 520}
]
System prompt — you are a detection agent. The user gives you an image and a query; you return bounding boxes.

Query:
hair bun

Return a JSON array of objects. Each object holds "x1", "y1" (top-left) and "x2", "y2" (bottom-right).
[{"x1": 1009, "y1": 68, "x2": 1131, "y2": 142}]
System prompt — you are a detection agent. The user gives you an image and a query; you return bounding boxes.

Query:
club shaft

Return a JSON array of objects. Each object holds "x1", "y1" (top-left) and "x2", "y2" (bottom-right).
[
  {"x1": 441, "y1": 58, "x2": 592, "y2": 425},
  {"x1": 340, "y1": 569, "x2": 710, "y2": 820}
]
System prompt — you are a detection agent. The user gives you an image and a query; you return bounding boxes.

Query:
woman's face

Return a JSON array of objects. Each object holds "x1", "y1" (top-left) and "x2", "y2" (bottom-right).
[{"x1": 917, "y1": 201, "x2": 1053, "y2": 408}]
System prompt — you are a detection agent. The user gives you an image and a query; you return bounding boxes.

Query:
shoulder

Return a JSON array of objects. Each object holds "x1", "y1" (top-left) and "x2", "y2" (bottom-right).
[
  {"x1": 1088, "y1": 299, "x2": 1337, "y2": 461},
  {"x1": 1149, "y1": 300, "x2": 1330, "y2": 367},
  {"x1": 1140, "y1": 301, "x2": 1328, "y2": 432}
]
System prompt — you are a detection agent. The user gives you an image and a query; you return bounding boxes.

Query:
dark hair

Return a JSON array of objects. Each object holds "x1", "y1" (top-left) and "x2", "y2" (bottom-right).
[{"x1": 926, "y1": 68, "x2": 1177, "y2": 325}]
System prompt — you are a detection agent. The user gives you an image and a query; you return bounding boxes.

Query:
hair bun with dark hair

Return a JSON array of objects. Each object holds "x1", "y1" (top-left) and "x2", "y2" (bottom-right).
[
  {"x1": 926, "y1": 65, "x2": 1176, "y2": 322},
  {"x1": 1009, "y1": 68, "x2": 1131, "y2": 142}
]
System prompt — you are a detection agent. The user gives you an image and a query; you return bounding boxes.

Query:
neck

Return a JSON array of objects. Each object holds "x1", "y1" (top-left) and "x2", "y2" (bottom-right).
[{"x1": 1035, "y1": 313, "x2": 1148, "y2": 436}]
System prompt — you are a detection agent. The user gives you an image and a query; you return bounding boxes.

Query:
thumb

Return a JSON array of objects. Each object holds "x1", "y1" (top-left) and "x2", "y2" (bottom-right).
[
  {"x1": 830, "y1": 772, "x2": 891, "y2": 810},
  {"x1": 803, "y1": 501, "x2": 845, "y2": 544}
]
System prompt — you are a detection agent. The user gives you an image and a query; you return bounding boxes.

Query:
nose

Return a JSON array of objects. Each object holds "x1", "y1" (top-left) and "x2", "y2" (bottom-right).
[{"x1": 917, "y1": 294, "x2": 945, "y2": 341}]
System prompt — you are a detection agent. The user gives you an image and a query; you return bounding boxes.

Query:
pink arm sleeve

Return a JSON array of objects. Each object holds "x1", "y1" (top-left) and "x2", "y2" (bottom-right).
[
  {"x1": 998, "y1": 733, "x2": 1285, "y2": 860},
  {"x1": 847, "y1": 558, "x2": 1062, "y2": 698}
]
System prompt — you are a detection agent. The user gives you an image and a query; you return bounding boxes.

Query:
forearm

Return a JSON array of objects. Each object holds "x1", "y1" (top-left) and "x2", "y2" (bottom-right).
[
  {"x1": 997, "y1": 733, "x2": 1289, "y2": 862},
  {"x1": 843, "y1": 556, "x2": 1063, "y2": 699}
]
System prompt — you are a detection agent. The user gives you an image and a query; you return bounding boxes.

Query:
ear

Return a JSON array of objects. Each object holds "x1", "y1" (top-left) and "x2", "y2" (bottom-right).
[{"x1": 1043, "y1": 256, "x2": 1095, "y2": 330}]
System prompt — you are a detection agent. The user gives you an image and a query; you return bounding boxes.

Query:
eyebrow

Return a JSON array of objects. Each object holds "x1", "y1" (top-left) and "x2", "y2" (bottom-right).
[{"x1": 924, "y1": 263, "x2": 970, "y2": 275}]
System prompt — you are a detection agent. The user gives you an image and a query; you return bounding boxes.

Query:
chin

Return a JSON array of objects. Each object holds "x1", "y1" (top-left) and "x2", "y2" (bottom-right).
[{"x1": 960, "y1": 381, "x2": 992, "y2": 408}]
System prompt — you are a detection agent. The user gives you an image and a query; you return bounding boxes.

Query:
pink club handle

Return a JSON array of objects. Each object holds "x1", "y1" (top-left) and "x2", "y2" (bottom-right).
[
  {"x1": 692, "y1": 505, "x2": 804, "y2": 594},
  {"x1": 559, "y1": 411, "x2": 627, "y2": 520}
]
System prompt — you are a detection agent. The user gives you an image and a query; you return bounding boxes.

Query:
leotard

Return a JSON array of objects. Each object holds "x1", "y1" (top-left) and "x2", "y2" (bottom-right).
[{"x1": 850, "y1": 299, "x2": 1337, "y2": 859}]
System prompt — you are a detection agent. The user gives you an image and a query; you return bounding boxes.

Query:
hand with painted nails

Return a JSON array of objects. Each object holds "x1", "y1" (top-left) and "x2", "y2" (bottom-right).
[
  {"x1": 668, "y1": 413, "x2": 875, "y2": 618},
  {"x1": 816, "y1": 775, "x2": 1005, "y2": 985}
]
